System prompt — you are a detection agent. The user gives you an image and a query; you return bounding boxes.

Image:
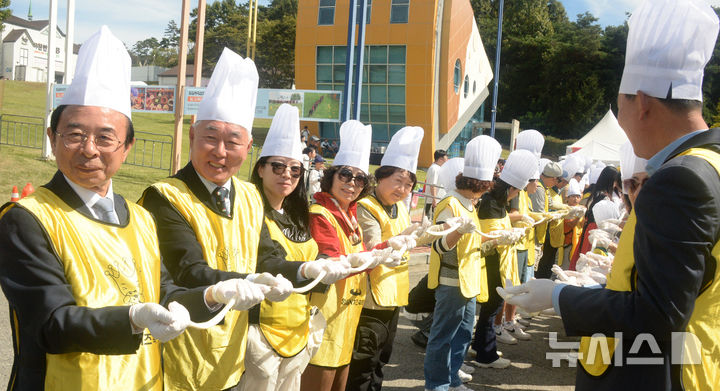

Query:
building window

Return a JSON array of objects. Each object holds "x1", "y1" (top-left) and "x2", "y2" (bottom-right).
[
  {"x1": 390, "y1": 0, "x2": 409, "y2": 23},
  {"x1": 356, "y1": 0, "x2": 372, "y2": 24},
  {"x1": 453, "y1": 59, "x2": 462, "y2": 94},
  {"x1": 20, "y1": 48, "x2": 29, "y2": 66},
  {"x1": 463, "y1": 75, "x2": 469, "y2": 98},
  {"x1": 316, "y1": 45, "x2": 406, "y2": 142},
  {"x1": 318, "y1": 0, "x2": 336, "y2": 25}
]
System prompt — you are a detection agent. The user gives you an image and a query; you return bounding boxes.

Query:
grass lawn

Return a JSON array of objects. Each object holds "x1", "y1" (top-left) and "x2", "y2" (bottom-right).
[{"x1": 0, "y1": 80, "x2": 430, "y2": 204}]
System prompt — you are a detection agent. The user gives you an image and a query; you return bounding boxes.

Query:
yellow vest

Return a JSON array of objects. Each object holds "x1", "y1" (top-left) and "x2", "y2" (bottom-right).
[
  {"x1": 547, "y1": 187, "x2": 567, "y2": 249},
  {"x1": 144, "y1": 177, "x2": 262, "y2": 391},
  {"x1": 308, "y1": 204, "x2": 366, "y2": 367},
  {"x1": 480, "y1": 214, "x2": 520, "y2": 288},
  {"x1": 428, "y1": 196, "x2": 488, "y2": 301},
  {"x1": 357, "y1": 196, "x2": 410, "y2": 307},
  {"x1": 579, "y1": 148, "x2": 720, "y2": 390},
  {"x1": 17, "y1": 188, "x2": 162, "y2": 391},
  {"x1": 260, "y1": 216, "x2": 318, "y2": 357},
  {"x1": 515, "y1": 190, "x2": 543, "y2": 266},
  {"x1": 535, "y1": 182, "x2": 550, "y2": 244}
]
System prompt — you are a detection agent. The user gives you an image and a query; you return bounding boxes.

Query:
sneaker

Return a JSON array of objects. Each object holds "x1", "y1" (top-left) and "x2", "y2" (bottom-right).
[
  {"x1": 460, "y1": 363, "x2": 475, "y2": 374},
  {"x1": 470, "y1": 357, "x2": 512, "y2": 369},
  {"x1": 494, "y1": 324, "x2": 518, "y2": 345},
  {"x1": 449, "y1": 385, "x2": 474, "y2": 391},
  {"x1": 411, "y1": 330, "x2": 428, "y2": 349},
  {"x1": 516, "y1": 316, "x2": 531, "y2": 327},
  {"x1": 458, "y1": 369, "x2": 472, "y2": 383},
  {"x1": 504, "y1": 321, "x2": 531, "y2": 341}
]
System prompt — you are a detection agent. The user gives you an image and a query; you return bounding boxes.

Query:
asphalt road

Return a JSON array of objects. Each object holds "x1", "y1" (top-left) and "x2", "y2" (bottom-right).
[{"x1": 0, "y1": 250, "x2": 577, "y2": 390}]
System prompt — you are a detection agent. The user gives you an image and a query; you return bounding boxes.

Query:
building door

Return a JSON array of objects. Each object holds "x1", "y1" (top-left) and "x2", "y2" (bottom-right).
[{"x1": 14, "y1": 65, "x2": 26, "y2": 81}]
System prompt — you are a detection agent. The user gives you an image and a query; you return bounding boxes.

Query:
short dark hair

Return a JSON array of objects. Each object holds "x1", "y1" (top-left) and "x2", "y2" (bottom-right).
[
  {"x1": 320, "y1": 165, "x2": 372, "y2": 201},
  {"x1": 250, "y1": 156, "x2": 310, "y2": 230},
  {"x1": 486, "y1": 178, "x2": 513, "y2": 207},
  {"x1": 302, "y1": 147, "x2": 314, "y2": 155},
  {"x1": 455, "y1": 173, "x2": 491, "y2": 193},
  {"x1": 374, "y1": 165, "x2": 418, "y2": 189},
  {"x1": 50, "y1": 104, "x2": 134, "y2": 146},
  {"x1": 623, "y1": 93, "x2": 703, "y2": 114},
  {"x1": 434, "y1": 149, "x2": 448, "y2": 161}
]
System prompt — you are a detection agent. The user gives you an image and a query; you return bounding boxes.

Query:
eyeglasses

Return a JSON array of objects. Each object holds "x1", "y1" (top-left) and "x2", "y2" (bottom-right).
[
  {"x1": 268, "y1": 161, "x2": 304, "y2": 178},
  {"x1": 337, "y1": 168, "x2": 369, "y2": 187},
  {"x1": 56, "y1": 131, "x2": 123, "y2": 152}
]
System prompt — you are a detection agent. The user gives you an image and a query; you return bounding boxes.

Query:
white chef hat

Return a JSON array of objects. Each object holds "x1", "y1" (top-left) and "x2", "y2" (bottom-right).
[
  {"x1": 61, "y1": 26, "x2": 131, "y2": 119},
  {"x1": 439, "y1": 157, "x2": 465, "y2": 192},
  {"x1": 592, "y1": 199, "x2": 621, "y2": 225},
  {"x1": 197, "y1": 48, "x2": 259, "y2": 134},
  {"x1": 619, "y1": 141, "x2": 648, "y2": 194},
  {"x1": 380, "y1": 126, "x2": 424, "y2": 174},
  {"x1": 589, "y1": 162, "x2": 607, "y2": 185},
  {"x1": 515, "y1": 129, "x2": 545, "y2": 158},
  {"x1": 259, "y1": 103, "x2": 303, "y2": 162},
  {"x1": 619, "y1": 0, "x2": 719, "y2": 101},
  {"x1": 464, "y1": 135, "x2": 501, "y2": 181},
  {"x1": 500, "y1": 149, "x2": 538, "y2": 190},
  {"x1": 333, "y1": 120, "x2": 372, "y2": 174},
  {"x1": 567, "y1": 179, "x2": 583, "y2": 197},
  {"x1": 561, "y1": 155, "x2": 584, "y2": 181}
]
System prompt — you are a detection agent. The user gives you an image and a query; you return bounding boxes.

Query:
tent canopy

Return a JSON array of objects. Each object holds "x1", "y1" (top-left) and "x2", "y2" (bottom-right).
[{"x1": 566, "y1": 109, "x2": 628, "y2": 164}]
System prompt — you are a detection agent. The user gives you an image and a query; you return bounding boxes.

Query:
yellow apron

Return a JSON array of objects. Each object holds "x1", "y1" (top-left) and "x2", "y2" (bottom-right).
[
  {"x1": 579, "y1": 148, "x2": 720, "y2": 390},
  {"x1": 16, "y1": 188, "x2": 162, "y2": 391},
  {"x1": 547, "y1": 186, "x2": 567, "y2": 251},
  {"x1": 259, "y1": 216, "x2": 319, "y2": 358},
  {"x1": 357, "y1": 196, "x2": 410, "y2": 307},
  {"x1": 142, "y1": 177, "x2": 262, "y2": 391},
  {"x1": 515, "y1": 190, "x2": 543, "y2": 266},
  {"x1": 480, "y1": 214, "x2": 520, "y2": 288},
  {"x1": 308, "y1": 204, "x2": 367, "y2": 367},
  {"x1": 428, "y1": 196, "x2": 488, "y2": 302},
  {"x1": 535, "y1": 182, "x2": 550, "y2": 244}
]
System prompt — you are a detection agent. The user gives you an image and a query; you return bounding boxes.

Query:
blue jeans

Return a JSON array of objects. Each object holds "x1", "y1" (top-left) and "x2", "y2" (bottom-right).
[
  {"x1": 517, "y1": 249, "x2": 529, "y2": 283},
  {"x1": 423, "y1": 284, "x2": 476, "y2": 390}
]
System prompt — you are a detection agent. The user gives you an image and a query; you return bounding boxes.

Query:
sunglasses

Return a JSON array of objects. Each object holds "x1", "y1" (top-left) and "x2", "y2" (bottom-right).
[
  {"x1": 268, "y1": 161, "x2": 304, "y2": 178},
  {"x1": 337, "y1": 168, "x2": 369, "y2": 187}
]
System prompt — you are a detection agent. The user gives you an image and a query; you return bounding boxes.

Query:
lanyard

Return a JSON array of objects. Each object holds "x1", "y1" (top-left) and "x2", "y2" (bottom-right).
[{"x1": 329, "y1": 197, "x2": 362, "y2": 245}]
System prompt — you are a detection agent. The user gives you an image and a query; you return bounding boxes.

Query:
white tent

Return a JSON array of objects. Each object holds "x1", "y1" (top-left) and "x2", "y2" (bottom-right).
[{"x1": 566, "y1": 109, "x2": 628, "y2": 164}]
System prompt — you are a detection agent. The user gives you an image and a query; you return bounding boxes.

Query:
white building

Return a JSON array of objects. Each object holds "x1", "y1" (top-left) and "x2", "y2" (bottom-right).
[{"x1": 1, "y1": 14, "x2": 78, "y2": 83}]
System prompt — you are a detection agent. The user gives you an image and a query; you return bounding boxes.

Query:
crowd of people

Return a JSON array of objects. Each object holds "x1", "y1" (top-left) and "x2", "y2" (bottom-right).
[{"x1": 0, "y1": 1, "x2": 719, "y2": 391}]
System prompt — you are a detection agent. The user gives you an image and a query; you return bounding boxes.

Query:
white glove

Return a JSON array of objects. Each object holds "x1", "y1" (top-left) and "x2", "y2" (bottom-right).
[
  {"x1": 384, "y1": 250, "x2": 406, "y2": 268},
  {"x1": 302, "y1": 259, "x2": 352, "y2": 285},
  {"x1": 495, "y1": 230, "x2": 516, "y2": 246},
  {"x1": 518, "y1": 214, "x2": 536, "y2": 227},
  {"x1": 552, "y1": 265, "x2": 598, "y2": 287},
  {"x1": 400, "y1": 222, "x2": 420, "y2": 236},
  {"x1": 387, "y1": 234, "x2": 417, "y2": 252},
  {"x1": 597, "y1": 221, "x2": 622, "y2": 236},
  {"x1": 129, "y1": 302, "x2": 190, "y2": 342},
  {"x1": 497, "y1": 279, "x2": 558, "y2": 313},
  {"x1": 450, "y1": 216, "x2": 477, "y2": 234},
  {"x1": 210, "y1": 278, "x2": 267, "y2": 311},
  {"x1": 247, "y1": 272, "x2": 293, "y2": 302},
  {"x1": 345, "y1": 252, "x2": 375, "y2": 269},
  {"x1": 588, "y1": 229, "x2": 613, "y2": 249}
]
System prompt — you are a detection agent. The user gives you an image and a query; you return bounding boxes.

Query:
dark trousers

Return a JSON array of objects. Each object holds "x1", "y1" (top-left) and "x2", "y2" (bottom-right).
[
  {"x1": 346, "y1": 307, "x2": 400, "y2": 391},
  {"x1": 535, "y1": 240, "x2": 559, "y2": 279},
  {"x1": 471, "y1": 254, "x2": 504, "y2": 364},
  {"x1": 424, "y1": 203, "x2": 434, "y2": 220}
]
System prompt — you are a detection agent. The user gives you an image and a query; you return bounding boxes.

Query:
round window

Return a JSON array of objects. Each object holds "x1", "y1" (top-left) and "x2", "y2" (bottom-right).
[{"x1": 453, "y1": 59, "x2": 461, "y2": 94}]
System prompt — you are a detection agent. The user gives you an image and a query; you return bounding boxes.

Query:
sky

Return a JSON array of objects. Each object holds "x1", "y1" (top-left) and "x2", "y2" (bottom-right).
[{"x1": 7, "y1": 0, "x2": 720, "y2": 48}]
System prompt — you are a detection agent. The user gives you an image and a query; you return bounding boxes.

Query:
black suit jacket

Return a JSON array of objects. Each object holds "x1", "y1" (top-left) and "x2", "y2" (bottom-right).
[
  {"x1": 139, "y1": 162, "x2": 304, "y2": 288},
  {"x1": 558, "y1": 129, "x2": 720, "y2": 390},
  {"x1": 0, "y1": 171, "x2": 213, "y2": 391}
]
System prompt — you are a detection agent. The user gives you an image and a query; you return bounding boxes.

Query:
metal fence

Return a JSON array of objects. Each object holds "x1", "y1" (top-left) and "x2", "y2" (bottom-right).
[
  {"x1": 0, "y1": 114, "x2": 45, "y2": 149},
  {"x1": 127, "y1": 131, "x2": 173, "y2": 173}
]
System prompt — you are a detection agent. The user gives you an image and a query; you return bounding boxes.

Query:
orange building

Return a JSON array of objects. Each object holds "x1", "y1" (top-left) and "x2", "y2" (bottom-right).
[{"x1": 295, "y1": 0, "x2": 493, "y2": 168}]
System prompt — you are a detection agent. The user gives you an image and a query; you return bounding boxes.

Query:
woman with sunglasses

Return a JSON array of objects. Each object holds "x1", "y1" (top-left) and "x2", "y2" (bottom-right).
[
  {"x1": 301, "y1": 121, "x2": 374, "y2": 391},
  {"x1": 424, "y1": 136, "x2": 500, "y2": 391},
  {"x1": 346, "y1": 126, "x2": 424, "y2": 391},
  {"x1": 242, "y1": 105, "x2": 349, "y2": 391}
]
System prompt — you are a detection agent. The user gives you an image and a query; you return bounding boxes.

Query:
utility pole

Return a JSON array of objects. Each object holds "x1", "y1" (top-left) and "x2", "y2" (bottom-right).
[
  {"x1": 489, "y1": 0, "x2": 504, "y2": 138},
  {"x1": 171, "y1": 0, "x2": 191, "y2": 174},
  {"x1": 191, "y1": 0, "x2": 206, "y2": 124},
  {"x1": 42, "y1": 0, "x2": 58, "y2": 159},
  {"x1": 64, "y1": 0, "x2": 75, "y2": 83},
  {"x1": 341, "y1": 0, "x2": 358, "y2": 122}
]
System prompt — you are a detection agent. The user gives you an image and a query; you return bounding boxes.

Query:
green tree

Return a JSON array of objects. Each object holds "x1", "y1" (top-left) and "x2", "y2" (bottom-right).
[
  {"x1": 254, "y1": 14, "x2": 296, "y2": 88},
  {"x1": 0, "y1": 0, "x2": 10, "y2": 30}
]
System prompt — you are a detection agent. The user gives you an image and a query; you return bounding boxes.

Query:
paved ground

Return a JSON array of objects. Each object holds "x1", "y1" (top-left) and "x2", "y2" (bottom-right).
[{"x1": 0, "y1": 248, "x2": 578, "y2": 390}]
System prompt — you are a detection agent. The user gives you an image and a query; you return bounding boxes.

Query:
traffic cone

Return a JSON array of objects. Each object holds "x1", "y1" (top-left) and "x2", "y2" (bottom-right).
[
  {"x1": 21, "y1": 183, "x2": 34, "y2": 198},
  {"x1": 10, "y1": 186, "x2": 19, "y2": 202}
]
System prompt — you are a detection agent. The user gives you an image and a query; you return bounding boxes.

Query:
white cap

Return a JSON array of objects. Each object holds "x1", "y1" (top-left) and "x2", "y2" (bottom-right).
[
  {"x1": 464, "y1": 135, "x2": 501, "y2": 181},
  {"x1": 259, "y1": 103, "x2": 303, "y2": 162},
  {"x1": 500, "y1": 150, "x2": 538, "y2": 190},
  {"x1": 619, "y1": 141, "x2": 648, "y2": 194},
  {"x1": 619, "y1": 0, "x2": 719, "y2": 101},
  {"x1": 61, "y1": 26, "x2": 131, "y2": 119},
  {"x1": 592, "y1": 199, "x2": 621, "y2": 224},
  {"x1": 380, "y1": 126, "x2": 424, "y2": 174},
  {"x1": 333, "y1": 120, "x2": 372, "y2": 174},
  {"x1": 561, "y1": 155, "x2": 584, "y2": 181},
  {"x1": 439, "y1": 157, "x2": 465, "y2": 192},
  {"x1": 515, "y1": 129, "x2": 545, "y2": 158},
  {"x1": 589, "y1": 162, "x2": 607, "y2": 185},
  {"x1": 567, "y1": 179, "x2": 583, "y2": 197},
  {"x1": 197, "y1": 48, "x2": 259, "y2": 134}
]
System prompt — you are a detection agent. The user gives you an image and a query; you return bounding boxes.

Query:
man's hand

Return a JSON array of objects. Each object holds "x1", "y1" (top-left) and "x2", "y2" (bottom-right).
[
  {"x1": 210, "y1": 278, "x2": 267, "y2": 311},
  {"x1": 497, "y1": 279, "x2": 558, "y2": 313},
  {"x1": 247, "y1": 272, "x2": 293, "y2": 302},
  {"x1": 129, "y1": 302, "x2": 191, "y2": 342}
]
